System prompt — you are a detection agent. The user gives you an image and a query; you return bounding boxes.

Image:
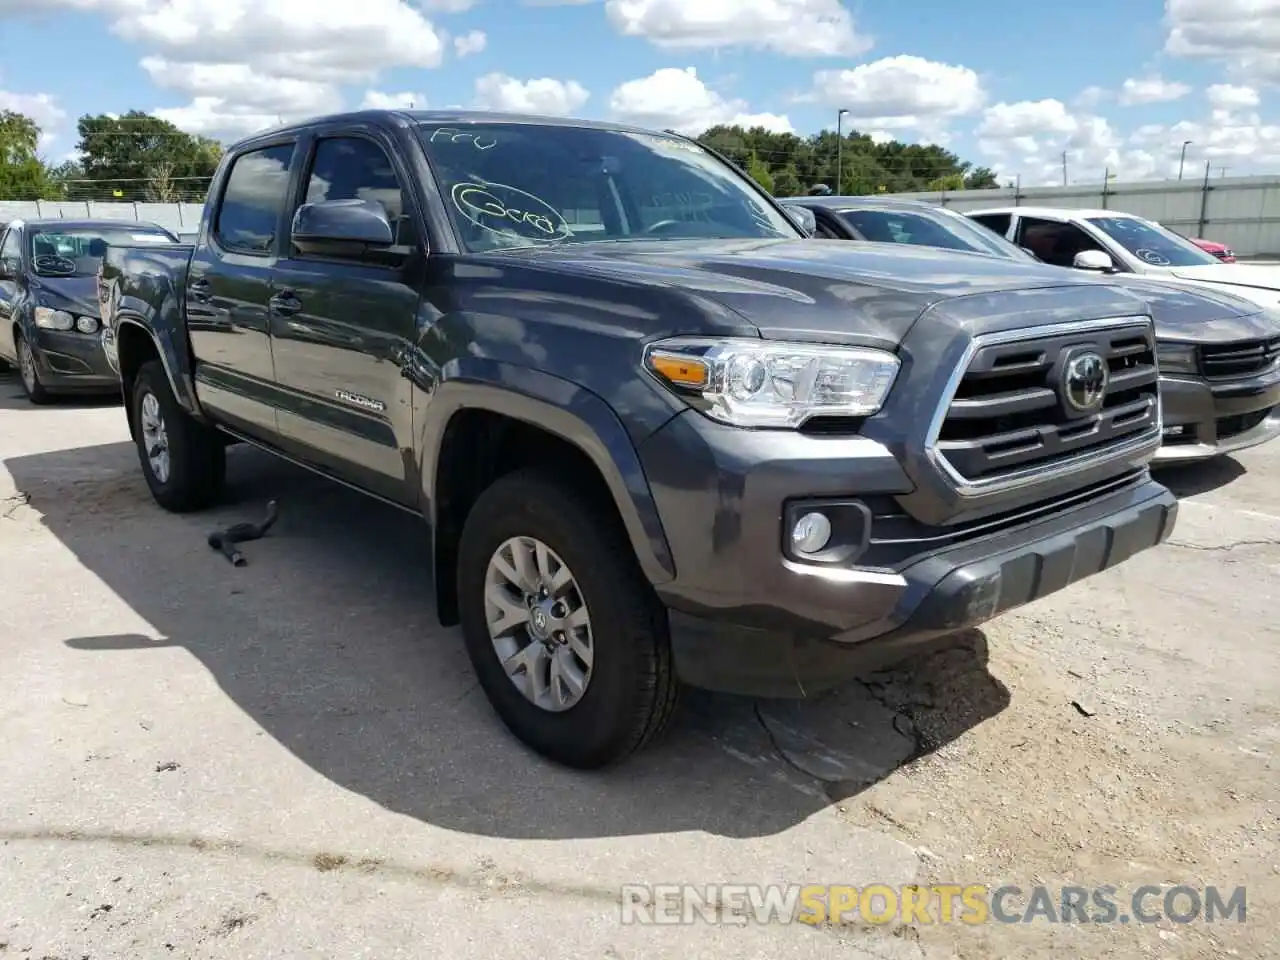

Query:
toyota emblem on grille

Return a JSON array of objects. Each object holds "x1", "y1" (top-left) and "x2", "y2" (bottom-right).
[{"x1": 1063, "y1": 351, "x2": 1109, "y2": 413}]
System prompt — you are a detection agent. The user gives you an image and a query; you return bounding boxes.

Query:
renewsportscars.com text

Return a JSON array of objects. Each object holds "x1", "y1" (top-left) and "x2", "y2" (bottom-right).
[{"x1": 619, "y1": 883, "x2": 1247, "y2": 926}]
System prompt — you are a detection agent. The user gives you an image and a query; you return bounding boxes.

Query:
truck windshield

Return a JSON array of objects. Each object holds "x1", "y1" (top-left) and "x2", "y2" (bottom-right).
[
  {"x1": 839, "y1": 207, "x2": 1035, "y2": 262},
  {"x1": 28, "y1": 227, "x2": 176, "y2": 277},
  {"x1": 1084, "y1": 216, "x2": 1220, "y2": 268},
  {"x1": 415, "y1": 122, "x2": 799, "y2": 251}
]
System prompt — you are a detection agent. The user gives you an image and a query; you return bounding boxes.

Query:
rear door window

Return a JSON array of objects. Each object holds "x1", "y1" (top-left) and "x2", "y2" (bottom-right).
[{"x1": 214, "y1": 143, "x2": 297, "y2": 255}]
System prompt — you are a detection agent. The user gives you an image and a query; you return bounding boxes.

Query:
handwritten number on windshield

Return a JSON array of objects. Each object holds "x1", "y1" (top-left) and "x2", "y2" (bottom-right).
[
  {"x1": 451, "y1": 181, "x2": 571, "y2": 242},
  {"x1": 427, "y1": 127, "x2": 497, "y2": 151}
]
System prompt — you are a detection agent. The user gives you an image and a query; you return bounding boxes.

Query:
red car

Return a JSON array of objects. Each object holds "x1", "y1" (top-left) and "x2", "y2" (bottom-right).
[{"x1": 1189, "y1": 237, "x2": 1236, "y2": 262}]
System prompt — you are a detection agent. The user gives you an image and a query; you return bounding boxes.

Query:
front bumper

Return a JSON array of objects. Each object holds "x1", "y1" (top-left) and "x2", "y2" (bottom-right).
[
  {"x1": 639, "y1": 412, "x2": 1177, "y2": 699},
  {"x1": 1154, "y1": 366, "x2": 1280, "y2": 463},
  {"x1": 31, "y1": 327, "x2": 120, "y2": 393}
]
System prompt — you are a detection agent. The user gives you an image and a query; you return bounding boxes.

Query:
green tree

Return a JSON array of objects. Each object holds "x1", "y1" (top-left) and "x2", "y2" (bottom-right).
[
  {"x1": 73, "y1": 111, "x2": 223, "y2": 202},
  {"x1": 694, "y1": 122, "x2": 990, "y2": 198},
  {"x1": 745, "y1": 150, "x2": 774, "y2": 193},
  {"x1": 0, "y1": 110, "x2": 54, "y2": 200}
]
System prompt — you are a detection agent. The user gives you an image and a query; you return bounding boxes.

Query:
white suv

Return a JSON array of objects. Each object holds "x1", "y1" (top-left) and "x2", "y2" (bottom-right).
[{"x1": 965, "y1": 206, "x2": 1280, "y2": 309}]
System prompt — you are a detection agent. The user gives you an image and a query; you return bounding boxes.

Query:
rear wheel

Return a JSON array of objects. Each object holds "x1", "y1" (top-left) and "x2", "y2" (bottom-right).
[
  {"x1": 15, "y1": 332, "x2": 52, "y2": 405},
  {"x1": 131, "y1": 359, "x2": 225, "y2": 512},
  {"x1": 457, "y1": 468, "x2": 679, "y2": 768}
]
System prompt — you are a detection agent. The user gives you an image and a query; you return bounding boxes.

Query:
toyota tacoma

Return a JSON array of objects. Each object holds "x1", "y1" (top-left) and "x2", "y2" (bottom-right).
[{"x1": 97, "y1": 110, "x2": 1179, "y2": 768}]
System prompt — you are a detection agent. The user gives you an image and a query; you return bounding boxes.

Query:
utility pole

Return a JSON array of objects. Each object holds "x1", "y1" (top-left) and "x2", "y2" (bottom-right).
[
  {"x1": 836, "y1": 109, "x2": 848, "y2": 195},
  {"x1": 1061, "y1": 151, "x2": 1068, "y2": 186},
  {"x1": 1178, "y1": 140, "x2": 1192, "y2": 180}
]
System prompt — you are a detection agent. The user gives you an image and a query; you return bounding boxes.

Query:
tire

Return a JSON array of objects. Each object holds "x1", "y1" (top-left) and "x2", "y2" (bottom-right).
[
  {"x1": 131, "y1": 359, "x2": 226, "y2": 512},
  {"x1": 457, "y1": 467, "x2": 679, "y2": 769},
  {"x1": 15, "y1": 332, "x2": 53, "y2": 405}
]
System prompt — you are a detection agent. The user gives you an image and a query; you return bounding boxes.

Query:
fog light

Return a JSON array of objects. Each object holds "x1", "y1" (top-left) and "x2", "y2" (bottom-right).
[
  {"x1": 791, "y1": 512, "x2": 832, "y2": 555},
  {"x1": 1163, "y1": 425, "x2": 1184, "y2": 437},
  {"x1": 75, "y1": 315, "x2": 99, "y2": 334}
]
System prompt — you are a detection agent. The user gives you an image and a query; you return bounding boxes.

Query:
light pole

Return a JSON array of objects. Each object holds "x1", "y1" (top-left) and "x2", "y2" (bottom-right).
[
  {"x1": 1178, "y1": 140, "x2": 1192, "y2": 180},
  {"x1": 836, "y1": 109, "x2": 848, "y2": 195}
]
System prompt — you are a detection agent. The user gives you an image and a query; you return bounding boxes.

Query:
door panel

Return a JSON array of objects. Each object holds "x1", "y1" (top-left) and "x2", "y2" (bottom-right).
[
  {"x1": 270, "y1": 132, "x2": 422, "y2": 506},
  {"x1": 187, "y1": 140, "x2": 297, "y2": 437}
]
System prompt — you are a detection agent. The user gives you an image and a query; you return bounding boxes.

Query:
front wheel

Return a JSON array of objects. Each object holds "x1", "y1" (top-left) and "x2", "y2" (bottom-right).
[
  {"x1": 16, "y1": 333, "x2": 52, "y2": 405},
  {"x1": 131, "y1": 359, "x2": 226, "y2": 512},
  {"x1": 457, "y1": 468, "x2": 679, "y2": 768}
]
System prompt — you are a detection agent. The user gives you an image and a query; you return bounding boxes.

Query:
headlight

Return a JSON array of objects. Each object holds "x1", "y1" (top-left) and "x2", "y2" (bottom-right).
[
  {"x1": 1156, "y1": 341, "x2": 1197, "y2": 374},
  {"x1": 34, "y1": 307, "x2": 74, "y2": 331},
  {"x1": 75, "y1": 315, "x2": 99, "y2": 334},
  {"x1": 643, "y1": 337, "x2": 900, "y2": 428}
]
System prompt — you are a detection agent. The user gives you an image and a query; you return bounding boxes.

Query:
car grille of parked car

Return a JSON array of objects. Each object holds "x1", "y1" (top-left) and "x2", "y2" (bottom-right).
[
  {"x1": 1198, "y1": 336, "x2": 1280, "y2": 379},
  {"x1": 932, "y1": 321, "x2": 1159, "y2": 485}
]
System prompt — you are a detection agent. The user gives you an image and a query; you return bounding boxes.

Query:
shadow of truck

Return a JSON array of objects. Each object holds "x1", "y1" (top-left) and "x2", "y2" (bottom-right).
[{"x1": 5, "y1": 438, "x2": 1009, "y2": 841}]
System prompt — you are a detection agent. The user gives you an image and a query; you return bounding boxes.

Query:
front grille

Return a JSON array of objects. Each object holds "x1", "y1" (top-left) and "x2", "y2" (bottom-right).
[
  {"x1": 1198, "y1": 336, "x2": 1280, "y2": 379},
  {"x1": 933, "y1": 321, "x2": 1159, "y2": 485}
]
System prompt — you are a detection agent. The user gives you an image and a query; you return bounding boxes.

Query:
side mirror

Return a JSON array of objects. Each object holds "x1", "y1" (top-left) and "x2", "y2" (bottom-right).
[
  {"x1": 0, "y1": 258, "x2": 18, "y2": 281},
  {"x1": 783, "y1": 205, "x2": 817, "y2": 238},
  {"x1": 1073, "y1": 249, "x2": 1116, "y2": 273},
  {"x1": 291, "y1": 199, "x2": 396, "y2": 257}
]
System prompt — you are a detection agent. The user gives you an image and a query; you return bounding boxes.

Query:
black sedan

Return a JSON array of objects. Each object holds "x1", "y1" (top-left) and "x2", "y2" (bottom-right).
[
  {"x1": 0, "y1": 217, "x2": 179, "y2": 404},
  {"x1": 782, "y1": 195, "x2": 1280, "y2": 463}
]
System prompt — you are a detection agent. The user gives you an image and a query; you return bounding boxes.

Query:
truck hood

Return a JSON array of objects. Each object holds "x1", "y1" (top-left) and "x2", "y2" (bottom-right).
[
  {"x1": 29, "y1": 275, "x2": 100, "y2": 318},
  {"x1": 1164, "y1": 262, "x2": 1280, "y2": 294},
  {"x1": 1102, "y1": 276, "x2": 1280, "y2": 344},
  {"x1": 502, "y1": 238, "x2": 1140, "y2": 346}
]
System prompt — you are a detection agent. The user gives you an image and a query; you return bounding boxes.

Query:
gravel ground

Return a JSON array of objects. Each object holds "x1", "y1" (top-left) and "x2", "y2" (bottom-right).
[{"x1": 0, "y1": 371, "x2": 1276, "y2": 960}]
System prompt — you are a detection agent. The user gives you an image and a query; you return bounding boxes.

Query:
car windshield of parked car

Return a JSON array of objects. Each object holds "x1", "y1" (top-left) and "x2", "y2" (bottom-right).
[
  {"x1": 1084, "y1": 215, "x2": 1220, "y2": 268},
  {"x1": 839, "y1": 207, "x2": 1036, "y2": 262},
  {"x1": 415, "y1": 122, "x2": 799, "y2": 251},
  {"x1": 27, "y1": 227, "x2": 176, "y2": 277}
]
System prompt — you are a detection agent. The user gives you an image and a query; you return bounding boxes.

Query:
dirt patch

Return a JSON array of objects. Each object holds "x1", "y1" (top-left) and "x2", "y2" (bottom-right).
[{"x1": 838, "y1": 622, "x2": 1276, "y2": 959}]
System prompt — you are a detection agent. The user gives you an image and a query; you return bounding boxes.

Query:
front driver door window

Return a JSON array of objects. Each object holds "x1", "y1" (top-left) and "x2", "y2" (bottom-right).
[{"x1": 1015, "y1": 216, "x2": 1114, "y2": 269}]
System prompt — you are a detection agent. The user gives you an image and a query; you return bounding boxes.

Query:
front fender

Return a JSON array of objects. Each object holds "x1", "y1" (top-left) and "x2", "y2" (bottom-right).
[{"x1": 419, "y1": 357, "x2": 676, "y2": 586}]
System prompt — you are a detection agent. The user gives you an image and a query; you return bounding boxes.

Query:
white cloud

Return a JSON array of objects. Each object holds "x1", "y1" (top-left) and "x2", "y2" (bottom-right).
[
  {"x1": 1118, "y1": 74, "x2": 1191, "y2": 105},
  {"x1": 810, "y1": 56, "x2": 985, "y2": 129},
  {"x1": 608, "y1": 67, "x2": 792, "y2": 134},
  {"x1": 6, "y1": 0, "x2": 447, "y2": 140},
  {"x1": 604, "y1": 0, "x2": 870, "y2": 57},
  {"x1": 452, "y1": 29, "x2": 486, "y2": 57},
  {"x1": 472, "y1": 73, "x2": 590, "y2": 116},
  {"x1": 973, "y1": 98, "x2": 1155, "y2": 185},
  {"x1": 0, "y1": 89, "x2": 65, "y2": 134},
  {"x1": 1165, "y1": 0, "x2": 1280, "y2": 82},
  {"x1": 1205, "y1": 82, "x2": 1260, "y2": 109},
  {"x1": 359, "y1": 90, "x2": 426, "y2": 109},
  {"x1": 420, "y1": 0, "x2": 475, "y2": 9}
]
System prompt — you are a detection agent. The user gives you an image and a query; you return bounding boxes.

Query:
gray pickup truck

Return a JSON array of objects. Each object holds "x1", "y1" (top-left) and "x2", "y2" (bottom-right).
[{"x1": 97, "y1": 109, "x2": 1178, "y2": 768}]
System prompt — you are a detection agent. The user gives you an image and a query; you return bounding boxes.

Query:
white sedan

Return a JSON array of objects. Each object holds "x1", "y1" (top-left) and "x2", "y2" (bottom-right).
[{"x1": 964, "y1": 205, "x2": 1280, "y2": 309}]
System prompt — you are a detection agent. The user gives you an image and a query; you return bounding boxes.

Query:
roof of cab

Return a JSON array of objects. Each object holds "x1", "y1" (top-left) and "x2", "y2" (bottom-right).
[
  {"x1": 15, "y1": 218, "x2": 174, "y2": 232},
  {"x1": 232, "y1": 108, "x2": 687, "y2": 149},
  {"x1": 965, "y1": 205, "x2": 1139, "y2": 219}
]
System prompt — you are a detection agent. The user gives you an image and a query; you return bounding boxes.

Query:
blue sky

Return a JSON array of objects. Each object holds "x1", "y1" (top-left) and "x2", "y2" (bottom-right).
[{"x1": 0, "y1": 0, "x2": 1274, "y2": 185}]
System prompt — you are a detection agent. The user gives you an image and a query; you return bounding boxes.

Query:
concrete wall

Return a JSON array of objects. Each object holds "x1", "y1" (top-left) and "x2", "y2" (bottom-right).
[
  {"x1": 0, "y1": 200, "x2": 205, "y2": 237},
  {"x1": 7, "y1": 172, "x2": 1280, "y2": 256},
  {"x1": 882, "y1": 174, "x2": 1280, "y2": 258}
]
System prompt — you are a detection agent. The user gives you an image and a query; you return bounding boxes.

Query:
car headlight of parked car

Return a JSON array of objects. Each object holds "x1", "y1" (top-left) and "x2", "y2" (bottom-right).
[
  {"x1": 643, "y1": 337, "x2": 901, "y2": 427},
  {"x1": 33, "y1": 306, "x2": 99, "y2": 334},
  {"x1": 1156, "y1": 341, "x2": 1197, "y2": 375}
]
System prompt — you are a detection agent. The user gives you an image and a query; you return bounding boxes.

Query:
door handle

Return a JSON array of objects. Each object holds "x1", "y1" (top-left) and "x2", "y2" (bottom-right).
[
  {"x1": 270, "y1": 289, "x2": 303, "y2": 317},
  {"x1": 188, "y1": 277, "x2": 211, "y2": 302}
]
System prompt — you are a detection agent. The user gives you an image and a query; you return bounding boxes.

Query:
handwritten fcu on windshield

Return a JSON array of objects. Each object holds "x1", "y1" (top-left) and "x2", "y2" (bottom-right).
[{"x1": 452, "y1": 181, "x2": 571, "y2": 242}]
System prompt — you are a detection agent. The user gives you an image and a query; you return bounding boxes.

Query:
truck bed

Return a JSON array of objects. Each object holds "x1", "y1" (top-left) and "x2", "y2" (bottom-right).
[{"x1": 97, "y1": 241, "x2": 194, "y2": 331}]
